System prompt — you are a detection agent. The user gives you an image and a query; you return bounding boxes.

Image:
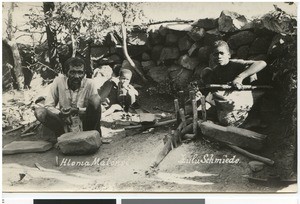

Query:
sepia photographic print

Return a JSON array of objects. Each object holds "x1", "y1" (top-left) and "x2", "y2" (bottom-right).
[{"x1": 2, "y1": 2, "x2": 297, "y2": 193}]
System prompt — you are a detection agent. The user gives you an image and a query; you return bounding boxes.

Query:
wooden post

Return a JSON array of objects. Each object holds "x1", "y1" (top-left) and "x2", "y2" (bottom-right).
[
  {"x1": 174, "y1": 99, "x2": 180, "y2": 126},
  {"x1": 192, "y1": 99, "x2": 198, "y2": 135},
  {"x1": 179, "y1": 108, "x2": 186, "y2": 127},
  {"x1": 189, "y1": 90, "x2": 195, "y2": 101},
  {"x1": 179, "y1": 108, "x2": 186, "y2": 143},
  {"x1": 200, "y1": 96, "x2": 206, "y2": 121},
  {"x1": 178, "y1": 91, "x2": 185, "y2": 111}
]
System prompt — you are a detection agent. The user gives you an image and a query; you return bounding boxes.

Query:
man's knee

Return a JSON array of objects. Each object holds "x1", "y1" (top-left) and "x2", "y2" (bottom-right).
[
  {"x1": 88, "y1": 94, "x2": 101, "y2": 109},
  {"x1": 34, "y1": 107, "x2": 48, "y2": 123}
]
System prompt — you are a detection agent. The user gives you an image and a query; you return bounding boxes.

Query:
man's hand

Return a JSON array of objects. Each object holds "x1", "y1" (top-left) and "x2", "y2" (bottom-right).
[
  {"x1": 231, "y1": 76, "x2": 243, "y2": 90},
  {"x1": 59, "y1": 107, "x2": 79, "y2": 117}
]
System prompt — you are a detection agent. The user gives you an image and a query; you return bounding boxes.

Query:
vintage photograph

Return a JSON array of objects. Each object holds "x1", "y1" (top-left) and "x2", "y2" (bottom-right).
[{"x1": 2, "y1": 2, "x2": 297, "y2": 192}]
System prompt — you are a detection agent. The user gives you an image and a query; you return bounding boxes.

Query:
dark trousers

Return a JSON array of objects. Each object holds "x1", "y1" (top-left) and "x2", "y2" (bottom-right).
[{"x1": 34, "y1": 94, "x2": 102, "y2": 137}]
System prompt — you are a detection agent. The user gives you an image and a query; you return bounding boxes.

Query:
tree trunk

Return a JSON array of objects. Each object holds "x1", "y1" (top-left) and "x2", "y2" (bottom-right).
[
  {"x1": 71, "y1": 33, "x2": 77, "y2": 58},
  {"x1": 85, "y1": 40, "x2": 93, "y2": 78},
  {"x1": 43, "y1": 2, "x2": 61, "y2": 73},
  {"x1": 6, "y1": 3, "x2": 22, "y2": 90}
]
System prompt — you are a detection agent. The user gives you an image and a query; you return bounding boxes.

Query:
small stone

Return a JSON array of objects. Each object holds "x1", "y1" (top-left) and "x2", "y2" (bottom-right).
[
  {"x1": 151, "y1": 45, "x2": 164, "y2": 61},
  {"x1": 102, "y1": 138, "x2": 112, "y2": 144},
  {"x1": 178, "y1": 54, "x2": 200, "y2": 71},
  {"x1": 147, "y1": 66, "x2": 168, "y2": 83},
  {"x1": 57, "y1": 130, "x2": 101, "y2": 155},
  {"x1": 178, "y1": 35, "x2": 193, "y2": 51},
  {"x1": 3, "y1": 140, "x2": 53, "y2": 155},
  {"x1": 149, "y1": 30, "x2": 164, "y2": 45},
  {"x1": 160, "y1": 47, "x2": 180, "y2": 60},
  {"x1": 142, "y1": 52, "x2": 151, "y2": 61},
  {"x1": 165, "y1": 33, "x2": 179, "y2": 45},
  {"x1": 188, "y1": 27, "x2": 206, "y2": 41},
  {"x1": 141, "y1": 61, "x2": 156, "y2": 72},
  {"x1": 248, "y1": 161, "x2": 264, "y2": 172}
]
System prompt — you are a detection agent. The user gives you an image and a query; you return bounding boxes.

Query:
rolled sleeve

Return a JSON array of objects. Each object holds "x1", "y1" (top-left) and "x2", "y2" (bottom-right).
[{"x1": 44, "y1": 77, "x2": 60, "y2": 115}]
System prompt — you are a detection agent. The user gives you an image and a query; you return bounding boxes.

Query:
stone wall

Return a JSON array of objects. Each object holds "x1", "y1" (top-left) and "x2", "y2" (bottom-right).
[{"x1": 91, "y1": 9, "x2": 296, "y2": 93}]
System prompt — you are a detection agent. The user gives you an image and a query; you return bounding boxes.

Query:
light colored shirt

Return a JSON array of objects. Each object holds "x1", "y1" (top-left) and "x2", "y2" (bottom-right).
[{"x1": 45, "y1": 75, "x2": 98, "y2": 115}]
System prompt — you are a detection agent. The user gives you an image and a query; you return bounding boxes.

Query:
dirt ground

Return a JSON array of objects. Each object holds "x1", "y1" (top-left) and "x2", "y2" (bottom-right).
[{"x1": 2, "y1": 89, "x2": 297, "y2": 193}]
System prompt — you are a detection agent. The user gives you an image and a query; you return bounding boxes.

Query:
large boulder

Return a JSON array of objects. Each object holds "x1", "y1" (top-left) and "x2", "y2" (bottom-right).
[
  {"x1": 147, "y1": 66, "x2": 168, "y2": 83},
  {"x1": 192, "y1": 18, "x2": 218, "y2": 30},
  {"x1": 178, "y1": 54, "x2": 200, "y2": 71},
  {"x1": 227, "y1": 31, "x2": 256, "y2": 50},
  {"x1": 178, "y1": 35, "x2": 193, "y2": 51},
  {"x1": 188, "y1": 27, "x2": 206, "y2": 41},
  {"x1": 218, "y1": 10, "x2": 249, "y2": 33},
  {"x1": 160, "y1": 47, "x2": 180, "y2": 60},
  {"x1": 249, "y1": 37, "x2": 272, "y2": 55},
  {"x1": 57, "y1": 130, "x2": 102, "y2": 155}
]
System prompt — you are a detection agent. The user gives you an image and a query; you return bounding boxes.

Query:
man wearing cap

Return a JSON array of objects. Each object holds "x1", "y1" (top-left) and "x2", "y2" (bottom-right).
[
  {"x1": 34, "y1": 57, "x2": 102, "y2": 137},
  {"x1": 99, "y1": 69, "x2": 138, "y2": 117}
]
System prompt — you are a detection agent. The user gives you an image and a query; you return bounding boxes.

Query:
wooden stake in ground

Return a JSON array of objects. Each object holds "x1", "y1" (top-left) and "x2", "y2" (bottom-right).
[
  {"x1": 200, "y1": 96, "x2": 206, "y2": 121},
  {"x1": 189, "y1": 90, "x2": 195, "y2": 101},
  {"x1": 178, "y1": 91, "x2": 185, "y2": 110},
  {"x1": 174, "y1": 99, "x2": 180, "y2": 126},
  {"x1": 178, "y1": 108, "x2": 186, "y2": 143},
  {"x1": 121, "y1": 23, "x2": 148, "y2": 83},
  {"x1": 192, "y1": 99, "x2": 198, "y2": 135},
  {"x1": 152, "y1": 121, "x2": 193, "y2": 168}
]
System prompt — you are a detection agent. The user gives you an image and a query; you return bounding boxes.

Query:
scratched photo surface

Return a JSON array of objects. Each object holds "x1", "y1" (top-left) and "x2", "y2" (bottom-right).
[{"x1": 2, "y1": 2, "x2": 297, "y2": 192}]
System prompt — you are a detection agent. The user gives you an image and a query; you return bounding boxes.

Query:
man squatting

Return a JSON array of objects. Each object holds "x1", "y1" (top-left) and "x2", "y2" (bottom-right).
[{"x1": 34, "y1": 57, "x2": 138, "y2": 138}]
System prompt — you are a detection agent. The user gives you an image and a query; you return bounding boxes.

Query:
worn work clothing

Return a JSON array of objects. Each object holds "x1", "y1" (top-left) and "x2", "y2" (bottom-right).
[
  {"x1": 36, "y1": 75, "x2": 101, "y2": 137},
  {"x1": 206, "y1": 59, "x2": 258, "y2": 85},
  {"x1": 45, "y1": 75, "x2": 98, "y2": 114}
]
